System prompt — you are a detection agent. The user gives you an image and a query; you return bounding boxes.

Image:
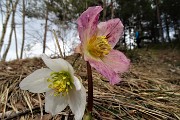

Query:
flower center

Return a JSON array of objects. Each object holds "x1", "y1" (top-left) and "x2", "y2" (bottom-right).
[
  {"x1": 47, "y1": 71, "x2": 73, "y2": 96},
  {"x1": 87, "y1": 36, "x2": 111, "y2": 58}
]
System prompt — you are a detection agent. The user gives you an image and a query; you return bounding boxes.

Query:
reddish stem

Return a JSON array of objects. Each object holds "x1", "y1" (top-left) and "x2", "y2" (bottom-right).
[{"x1": 86, "y1": 61, "x2": 93, "y2": 112}]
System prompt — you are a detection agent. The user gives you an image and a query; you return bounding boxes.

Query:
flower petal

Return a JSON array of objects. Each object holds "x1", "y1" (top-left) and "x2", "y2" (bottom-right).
[
  {"x1": 19, "y1": 68, "x2": 52, "y2": 93},
  {"x1": 41, "y1": 54, "x2": 74, "y2": 74},
  {"x1": 45, "y1": 90, "x2": 68, "y2": 115},
  {"x1": 77, "y1": 6, "x2": 103, "y2": 43},
  {"x1": 88, "y1": 58, "x2": 121, "y2": 85},
  {"x1": 97, "y1": 18, "x2": 124, "y2": 48},
  {"x1": 102, "y1": 50, "x2": 130, "y2": 73},
  {"x1": 73, "y1": 76, "x2": 81, "y2": 91},
  {"x1": 68, "y1": 85, "x2": 86, "y2": 120}
]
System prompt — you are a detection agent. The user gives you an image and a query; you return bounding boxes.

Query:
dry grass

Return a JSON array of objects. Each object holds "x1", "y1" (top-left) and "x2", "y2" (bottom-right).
[{"x1": 0, "y1": 49, "x2": 180, "y2": 120}]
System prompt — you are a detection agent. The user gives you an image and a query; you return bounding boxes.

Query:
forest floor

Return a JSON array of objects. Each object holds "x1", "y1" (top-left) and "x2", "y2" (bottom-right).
[{"x1": 0, "y1": 47, "x2": 180, "y2": 120}]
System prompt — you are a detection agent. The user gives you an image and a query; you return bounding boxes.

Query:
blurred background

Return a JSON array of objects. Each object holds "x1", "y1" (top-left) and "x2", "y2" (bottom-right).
[{"x1": 0, "y1": 0, "x2": 179, "y2": 61}]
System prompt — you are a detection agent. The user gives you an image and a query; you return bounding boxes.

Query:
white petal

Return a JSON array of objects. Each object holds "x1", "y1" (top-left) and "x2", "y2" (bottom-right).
[
  {"x1": 41, "y1": 54, "x2": 74, "y2": 73},
  {"x1": 19, "y1": 68, "x2": 52, "y2": 93},
  {"x1": 73, "y1": 76, "x2": 81, "y2": 91},
  {"x1": 68, "y1": 84, "x2": 86, "y2": 120},
  {"x1": 66, "y1": 61, "x2": 75, "y2": 75},
  {"x1": 45, "y1": 90, "x2": 68, "y2": 115}
]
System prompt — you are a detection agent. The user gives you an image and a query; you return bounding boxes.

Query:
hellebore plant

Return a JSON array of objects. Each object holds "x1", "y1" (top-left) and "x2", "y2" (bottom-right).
[
  {"x1": 19, "y1": 54, "x2": 86, "y2": 120},
  {"x1": 76, "y1": 6, "x2": 130, "y2": 85},
  {"x1": 76, "y1": 6, "x2": 130, "y2": 114}
]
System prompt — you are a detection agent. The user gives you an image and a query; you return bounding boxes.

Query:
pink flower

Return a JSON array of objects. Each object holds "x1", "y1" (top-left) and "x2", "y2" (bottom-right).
[{"x1": 76, "y1": 6, "x2": 130, "y2": 85}]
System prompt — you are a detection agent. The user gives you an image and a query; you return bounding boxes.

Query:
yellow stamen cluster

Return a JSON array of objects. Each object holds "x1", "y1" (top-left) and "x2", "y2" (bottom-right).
[
  {"x1": 88, "y1": 36, "x2": 111, "y2": 58},
  {"x1": 47, "y1": 71, "x2": 73, "y2": 96}
]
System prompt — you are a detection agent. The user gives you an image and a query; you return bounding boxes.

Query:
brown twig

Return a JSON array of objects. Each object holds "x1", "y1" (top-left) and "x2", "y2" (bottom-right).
[{"x1": 4, "y1": 106, "x2": 41, "y2": 120}]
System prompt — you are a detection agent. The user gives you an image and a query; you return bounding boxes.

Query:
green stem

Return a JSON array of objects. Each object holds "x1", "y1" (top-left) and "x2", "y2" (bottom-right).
[{"x1": 87, "y1": 61, "x2": 93, "y2": 113}]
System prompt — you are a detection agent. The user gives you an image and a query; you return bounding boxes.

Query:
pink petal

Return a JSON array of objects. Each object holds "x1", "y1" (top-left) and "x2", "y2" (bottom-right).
[
  {"x1": 77, "y1": 6, "x2": 103, "y2": 43},
  {"x1": 97, "y1": 18, "x2": 124, "y2": 48},
  {"x1": 87, "y1": 58, "x2": 121, "y2": 85},
  {"x1": 102, "y1": 50, "x2": 130, "y2": 73}
]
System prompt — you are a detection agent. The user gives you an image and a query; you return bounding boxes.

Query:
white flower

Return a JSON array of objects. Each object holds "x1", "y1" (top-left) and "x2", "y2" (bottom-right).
[{"x1": 19, "y1": 54, "x2": 86, "y2": 120}]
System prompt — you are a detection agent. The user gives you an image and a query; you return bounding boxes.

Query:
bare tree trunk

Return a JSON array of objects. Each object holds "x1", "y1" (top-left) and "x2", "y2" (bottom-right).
[
  {"x1": 53, "y1": 30, "x2": 63, "y2": 58},
  {"x1": 178, "y1": 24, "x2": 180, "y2": 42},
  {"x1": 111, "y1": 0, "x2": 114, "y2": 19},
  {"x1": 57, "y1": 31, "x2": 65, "y2": 58},
  {"x1": 20, "y1": 0, "x2": 25, "y2": 59},
  {"x1": 14, "y1": 23, "x2": 19, "y2": 59},
  {"x1": 2, "y1": 0, "x2": 19, "y2": 61},
  {"x1": 156, "y1": 0, "x2": 164, "y2": 42},
  {"x1": 0, "y1": 0, "x2": 11, "y2": 56},
  {"x1": 0, "y1": 1, "x2": 4, "y2": 27},
  {"x1": 43, "y1": 7, "x2": 48, "y2": 53},
  {"x1": 174, "y1": 21, "x2": 180, "y2": 42},
  {"x1": 164, "y1": 14, "x2": 171, "y2": 43},
  {"x1": 61, "y1": 36, "x2": 66, "y2": 58},
  {"x1": 102, "y1": 0, "x2": 107, "y2": 21}
]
